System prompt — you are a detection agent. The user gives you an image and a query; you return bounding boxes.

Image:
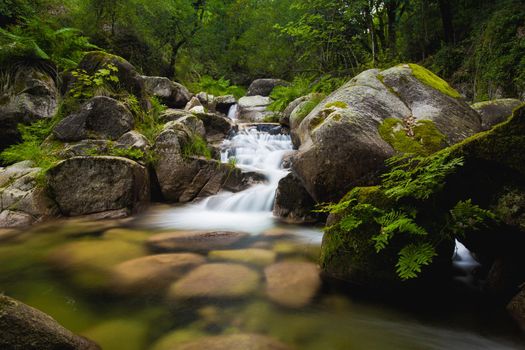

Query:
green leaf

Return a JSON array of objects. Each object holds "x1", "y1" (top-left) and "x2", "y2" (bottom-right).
[{"x1": 396, "y1": 243, "x2": 437, "y2": 280}]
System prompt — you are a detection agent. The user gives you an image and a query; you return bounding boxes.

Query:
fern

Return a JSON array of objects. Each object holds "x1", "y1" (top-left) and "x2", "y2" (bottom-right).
[
  {"x1": 372, "y1": 210, "x2": 427, "y2": 252},
  {"x1": 396, "y1": 243, "x2": 437, "y2": 280},
  {"x1": 449, "y1": 199, "x2": 496, "y2": 238},
  {"x1": 189, "y1": 75, "x2": 245, "y2": 99}
]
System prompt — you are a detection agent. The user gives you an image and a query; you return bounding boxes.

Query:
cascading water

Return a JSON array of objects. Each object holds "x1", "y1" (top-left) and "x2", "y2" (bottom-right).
[
  {"x1": 227, "y1": 104, "x2": 238, "y2": 120},
  {"x1": 147, "y1": 125, "x2": 302, "y2": 234}
]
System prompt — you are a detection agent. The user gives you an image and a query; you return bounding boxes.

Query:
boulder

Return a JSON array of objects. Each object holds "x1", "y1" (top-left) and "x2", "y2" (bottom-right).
[
  {"x1": 507, "y1": 287, "x2": 525, "y2": 331},
  {"x1": 0, "y1": 67, "x2": 58, "y2": 151},
  {"x1": 0, "y1": 295, "x2": 100, "y2": 350},
  {"x1": 59, "y1": 140, "x2": 112, "y2": 158},
  {"x1": 185, "y1": 96, "x2": 204, "y2": 112},
  {"x1": 111, "y1": 253, "x2": 206, "y2": 293},
  {"x1": 53, "y1": 96, "x2": 134, "y2": 142},
  {"x1": 168, "y1": 263, "x2": 260, "y2": 299},
  {"x1": 194, "y1": 112, "x2": 234, "y2": 142},
  {"x1": 209, "y1": 248, "x2": 277, "y2": 267},
  {"x1": 247, "y1": 79, "x2": 289, "y2": 97},
  {"x1": 214, "y1": 95, "x2": 237, "y2": 114},
  {"x1": 196, "y1": 92, "x2": 217, "y2": 113},
  {"x1": 264, "y1": 261, "x2": 321, "y2": 308},
  {"x1": 47, "y1": 156, "x2": 150, "y2": 216},
  {"x1": 238, "y1": 96, "x2": 273, "y2": 121},
  {"x1": 160, "y1": 109, "x2": 193, "y2": 123},
  {"x1": 471, "y1": 99, "x2": 522, "y2": 130},
  {"x1": 273, "y1": 172, "x2": 319, "y2": 223},
  {"x1": 292, "y1": 65, "x2": 482, "y2": 203},
  {"x1": 117, "y1": 131, "x2": 150, "y2": 152},
  {"x1": 173, "y1": 334, "x2": 291, "y2": 350},
  {"x1": 147, "y1": 231, "x2": 249, "y2": 253},
  {"x1": 142, "y1": 75, "x2": 192, "y2": 108}
]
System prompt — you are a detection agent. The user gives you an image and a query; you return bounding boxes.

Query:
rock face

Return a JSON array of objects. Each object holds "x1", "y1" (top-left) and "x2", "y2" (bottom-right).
[
  {"x1": 147, "y1": 231, "x2": 249, "y2": 252},
  {"x1": 0, "y1": 67, "x2": 58, "y2": 151},
  {"x1": 53, "y1": 96, "x2": 134, "y2": 142},
  {"x1": 471, "y1": 99, "x2": 522, "y2": 130},
  {"x1": 0, "y1": 161, "x2": 57, "y2": 227},
  {"x1": 273, "y1": 172, "x2": 318, "y2": 223},
  {"x1": 238, "y1": 96, "x2": 273, "y2": 121},
  {"x1": 289, "y1": 64, "x2": 483, "y2": 203},
  {"x1": 111, "y1": 253, "x2": 206, "y2": 293},
  {"x1": 142, "y1": 75, "x2": 192, "y2": 108},
  {"x1": 247, "y1": 79, "x2": 289, "y2": 97},
  {"x1": 0, "y1": 295, "x2": 100, "y2": 350},
  {"x1": 168, "y1": 263, "x2": 260, "y2": 299},
  {"x1": 507, "y1": 287, "x2": 525, "y2": 331},
  {"x1": 175, "y1": 334, "x2": 292, "y2": 350},
  {"x1": 47, "y1": 156, "x2": 150, "y2": 216},
  {"x1": 264, "y1": 261, "x2": 321, "y2": 308}
]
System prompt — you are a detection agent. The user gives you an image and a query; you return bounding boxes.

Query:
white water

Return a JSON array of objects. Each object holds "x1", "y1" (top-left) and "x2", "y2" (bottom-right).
[
  {"x1": 227, "y1": 104, "x2": 238, "y2": 120},
  {"x1": 453, "y1": 239, "x2": 481, "y2": 285},
  {"x1": 147, "y1": 126, "x2": 307, "y2": 235}
]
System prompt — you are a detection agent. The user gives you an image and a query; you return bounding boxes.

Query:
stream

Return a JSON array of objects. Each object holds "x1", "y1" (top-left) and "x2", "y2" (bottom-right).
[{"x1": 0, "y1": 123, "x2": 524, "y2": 349}]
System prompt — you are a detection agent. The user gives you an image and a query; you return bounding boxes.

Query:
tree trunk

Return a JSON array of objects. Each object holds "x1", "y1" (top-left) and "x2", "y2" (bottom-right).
[
  {"x1": 438, "y1": 0, "x2": 454, "y2": 43},
  {"x1": 386, "y1": 2, "x2": 398, "y2": 55}
]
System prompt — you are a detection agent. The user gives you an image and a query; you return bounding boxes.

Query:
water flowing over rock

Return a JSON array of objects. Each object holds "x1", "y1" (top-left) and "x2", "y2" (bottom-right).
[
  {"x1": 0, "y1": 295, "x2": 101, "y2": 350},
  {"x1": 142, "y1": 75, "x2": 192, "y2": 108},
  {"x1": 471, "y1": 98, "x2": 523, "y2": 130},
  {"x1": 290, "y1": 65, "x2": 483, "y2": 203},
  {"x1": 47, "y1": 156, "x2": 150, "y2": 216},
  {"x1": 168, "y1": 263, "x2": 260, "y2": 299},
  {"x1": 247, "y1": 79, "x2": 289, "y2": 97},
  {"x1": 215, "y1": 95, "x2": 237, "y2": 114},
  {"x1": 0, "y1": 66, "x2": 58, "y2": 151},
  {"x1": 53, "y1": 96, "x2": 134, "y2": 142}
]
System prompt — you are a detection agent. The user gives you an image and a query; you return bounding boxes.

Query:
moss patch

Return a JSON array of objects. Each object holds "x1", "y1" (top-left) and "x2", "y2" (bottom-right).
[
  {"x1": 325, "y1": 101, "x2": 348, "y2": 109},
  {"x1": 408, "y1": 63, "x2": 461, "y2": 99}
]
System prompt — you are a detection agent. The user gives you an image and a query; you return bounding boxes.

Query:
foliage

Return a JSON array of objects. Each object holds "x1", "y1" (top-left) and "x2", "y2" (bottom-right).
[
  {"x1": 379, "y1": 117, "x2": 446, "y2": 156},
  {"x1": 182, "y1": 135, "x2": 211, "y2": 159},
  {"x1": 262, "y1": 114, "x2": 281, "y2": 123},
  {"x1": 69, "y1": 63, "x2": 119, "y2": 100},
  {"x1": 130, "y1": 96, "x2": 166, "y2": 144},
  {"x1": 188, "y1": 75, "x2": 246, "y2": 99},
  {"x1": 449, "y1": 199, "x2": 497, "y2": 238},
  {"x1": 396, "y1": 243, "x2": 437, "y2": 280}
]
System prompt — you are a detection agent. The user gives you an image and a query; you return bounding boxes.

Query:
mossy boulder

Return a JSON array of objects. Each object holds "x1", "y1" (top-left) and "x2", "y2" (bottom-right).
[
  {"x1": 471, "y1": 98, "x2": 522, "y2": 130},
  {"x1": 141, "y1": 75, "x2": 192, "y2": 108},
  {"x1": 289, "y1": 65, "x2": 481, "y2": 204},
  {"x1": 0, "y1": 295, "x2": 100, "y2": 350}
]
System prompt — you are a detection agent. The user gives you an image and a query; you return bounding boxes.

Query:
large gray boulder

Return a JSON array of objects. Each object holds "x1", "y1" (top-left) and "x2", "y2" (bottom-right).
[
  {"x1": 0, "y1": 161, "x2": 57, "y2": 227},
  {"x1": 142, "y1": 75, "x2": 192, "y2": 108},
  {"x1": 471, "y1": 98, "x2": 523, "y2": 130},
  {"x1": 47, "y1": 156, "x2": 150, "y2": 216},
  {"x1": 53, "y1": 96, "x2": 134, "y2": 142},
  {"x1": 0, "y1": 67, "x2": 58, "y2": 151},
  {"x1": 289, "y1": 64, "x2": 483, "y2": 203},
  {"x1": 247, "y1": 79, "x2": 289, "y2": 97},
  {"x1": 0, "y1": 295, "x2": 100, "y2": 350},
  {"x1": 237, "y1": 95, "x2": 273, "y2": 121}
]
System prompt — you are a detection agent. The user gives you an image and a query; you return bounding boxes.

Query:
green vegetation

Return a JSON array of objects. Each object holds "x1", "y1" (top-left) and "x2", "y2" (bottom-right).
[
  {"x1": 182, "y1": 135, "x2": 212, "y2": 160},
  {"x1": 188, "y1": 76, "x2": 245, "y2": 99},
  {"x1": 262, "y1": 114, "x2": 281, "y2": 123},
  {"x1": 69, "y1": 63, "x2": 119, "y2": 100},
  {"x1": 324, "y1": 101, "x2": 348, "y2": 109},
  {"x1": 379, "y1": 118, "x2": 446, "y2": 156},
  {"x1": 408, "y1": 64, "x2": 461, "y2": 99},
  {"x1": 292, "y1": 94, "x2": 325, "y2": 123}
]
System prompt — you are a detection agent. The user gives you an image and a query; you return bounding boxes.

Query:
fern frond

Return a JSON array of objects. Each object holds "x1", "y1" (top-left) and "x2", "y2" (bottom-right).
[{"x1": 396, "y1": 243, "x2": 436, "y2": 280}]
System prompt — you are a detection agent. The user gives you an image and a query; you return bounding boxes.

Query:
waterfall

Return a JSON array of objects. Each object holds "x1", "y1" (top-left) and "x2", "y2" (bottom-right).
[
  {"x1": 227, "y1": 104, "x2": 238, "y2": 120},
  {"x1": 148, "y1": 125, "x2": 294, "y2": 234}
]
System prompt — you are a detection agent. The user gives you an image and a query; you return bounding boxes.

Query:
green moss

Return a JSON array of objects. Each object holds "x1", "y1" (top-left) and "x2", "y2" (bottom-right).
[
  {"x1": 408, "y1": 63, "x2": 461, "y2": 99},
  {"x1": 378, "y1": 118, "x2": 446, "y2": 156},
  {"x1": 325, "y1": 101, "x2": 348, "y2": 109},
  {"x1": 262, "y1": 114, "x2": 280, "y2": 123},
  {"x1": 292, "y1": 93, "x2": 325, "y2": 123}
]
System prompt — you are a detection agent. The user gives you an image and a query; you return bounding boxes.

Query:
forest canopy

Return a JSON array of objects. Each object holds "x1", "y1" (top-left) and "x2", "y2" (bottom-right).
[{"x1": 1, "y1": 0, "x2": 524, "y2": 101}]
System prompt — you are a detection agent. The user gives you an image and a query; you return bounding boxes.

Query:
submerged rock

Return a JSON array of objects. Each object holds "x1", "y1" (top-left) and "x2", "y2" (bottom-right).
[
  {"x1": 142, "y1": 75, "x2": 192, "y2": 108},
  {"x1": 209, "y1": 248, "x2": 277, "y2": 267},
  {"x1": 247, "y1": 79, "x2": 289, "y2": 97},
  {"x1": 168, "y1": 263, "x2": 260, "y2": 299},
  {"x1": 264, "y1": 261, "x2": 321, "y2": 308},
  {"x1": 174, "y1": 333, "x2": 292, "y2": 350},
  {"x1": 111, "y1": 253, "x2": 206, "y2": 293},
  {"x1": 47, "y1": 156, "x2": 150, "y2": 216},
  {"x1": 147, "y1": 231, "x2": 249, "y2": 252},
  {"x1": 471, "y1": 98, "x2": 522, "y2": 130},
  {"x1": 0, "y1": 295, "x2": 100, "y2": 350}
]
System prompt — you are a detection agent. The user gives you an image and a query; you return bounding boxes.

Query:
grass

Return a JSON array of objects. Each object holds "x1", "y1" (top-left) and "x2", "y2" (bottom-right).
[{"x1": 182, "y1": 135, "x2": 212, "y2": 159}]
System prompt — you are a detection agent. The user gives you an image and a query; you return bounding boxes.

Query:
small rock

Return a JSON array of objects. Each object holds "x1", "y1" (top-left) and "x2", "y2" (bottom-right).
[
  {"x1": 142, "y1": 76, "x2": 192, "y2": 108},
  {"x1": 185, "y1": 96, "x2": 204, "y2": 111},
  {"x1": 264, "y1": 261, "x2": 321, "y2": 308},
  {"x1": 147, "y1": 231, "x2": 249, "y2": 252},
  {"x1": 168, "y1": 263, "x2": 260, "y2": 299},
  {"x1": 111, "y1": 253, "x2": 206, "y2": 293},
  {"x1": 209, "y1": 248, "x2": 276, "y2": 267},
  {"x1": 175, "y1": 333, "x2": 292, "y2": 350},
  {"x1": 247, "y1": 79, "x2": 289, "y2": 97}
]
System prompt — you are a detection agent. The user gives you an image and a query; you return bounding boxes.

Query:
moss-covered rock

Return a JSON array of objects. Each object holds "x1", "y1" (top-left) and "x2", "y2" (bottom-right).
[{"x1": 471, "y1": 98, "x2": 522, "y2": 130}]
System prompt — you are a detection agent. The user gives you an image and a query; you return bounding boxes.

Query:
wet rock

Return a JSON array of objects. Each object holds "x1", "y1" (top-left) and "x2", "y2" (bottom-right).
[
  {"x1": 0, "y1": 67, "x2": 58, "y2": 151},
  {"x1": 168, "y1": 263, "x2": 260, "y2": 299},
  {"x1": 209, "y1": 248, "x2": 276, "y2": 267},
  {"x1": 0, "y1": 294, "x2": 100, "y2": 350},
  {"x1": 238, "y1": 96, "x2": 273, "y2": 121},
  {"x1": 215, "y1": 95, "x2": 237, "y2": 114},
  {"x1": 507, "y1": 287, "x2": 525, "y2": 331},
  {"x1": 53, "y1": 96, "x2": 134, "y2": 142},
  {"x1": 471, "y1": 99, "x2": 523, "y2": 130},
  {"x1": 147, "y1": 231, "x2": 249, "y2": 252},
  {"x1": 273, "y1": 172, "x2": 319, "y2": 224},
  {"x1": 111, "y1": 253, "x2": 206, "y2": 293},
  {"x1": 247, "y1": 79, "x2": 289, "y2": 97},
  {"x1": 264, "y1": 261, "x2": 321, "y2": 308},
  {"x1": 142, "y1": 75, "x2": 192, "y2": 108},
  {"x1": 47, "y1": 156, "x2": 150, "y2": 216},
  {"x1": 176, "y1": 333, "x2": 292, "y2": 350}
]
